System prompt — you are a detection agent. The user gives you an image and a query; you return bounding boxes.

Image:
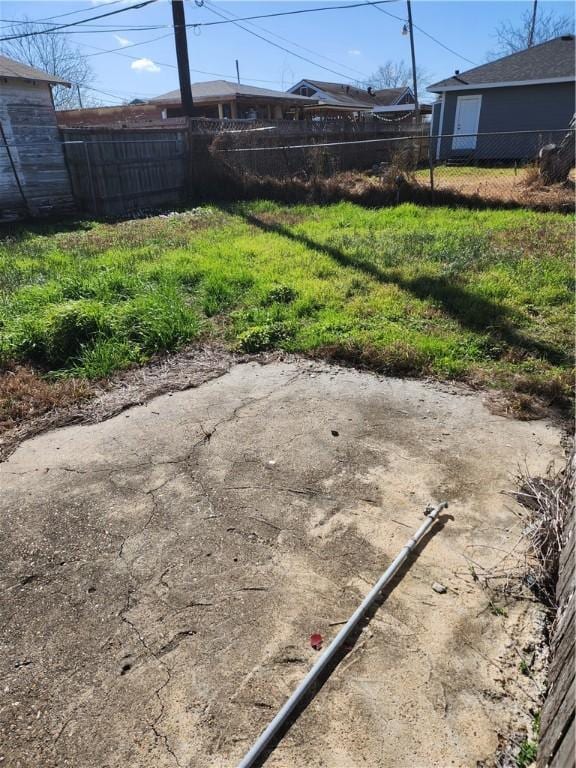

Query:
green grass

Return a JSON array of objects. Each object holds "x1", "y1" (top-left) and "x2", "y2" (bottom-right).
[
  {"x1": 415, "y1": 165, "x2": 520, "y2": 180},
  {"x1": 0, "y1": 202, "x2": 572, "y2": 405}
]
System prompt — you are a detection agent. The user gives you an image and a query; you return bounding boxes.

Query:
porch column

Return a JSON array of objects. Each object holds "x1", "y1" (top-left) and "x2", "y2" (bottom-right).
[
  {"x1": 230, "y1": 101, "x2": 238, "y2": 119},
  {"x1": 266, "y1": 104, "x2": 272, "y2": 119},
  {"x1": 273, "y1": 104, "x2": 283, "y2": 120},
  {"x1": 217, "y1": 103, "x2": 224, "y2": 119}
]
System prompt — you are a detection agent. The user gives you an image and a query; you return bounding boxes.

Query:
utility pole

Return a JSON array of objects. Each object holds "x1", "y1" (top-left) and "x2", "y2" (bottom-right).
[
  {"x1": 171, "y1": 0, "x2": 194, "y2": 116},
  {"x1": 76, "y1": 84, "x2": 83, "y2": 109},
  {"x1": 406, "y1": 0, "x2": 419, "y2": 121},
  {"x1": 235, "y1": 59, "x2": 241, "y2": 85},
  {"x1": 528, "y1": 0, "x2": 538, "y2": 47}
]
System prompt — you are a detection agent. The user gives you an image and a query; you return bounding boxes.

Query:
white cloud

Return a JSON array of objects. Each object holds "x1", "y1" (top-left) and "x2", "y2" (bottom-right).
[
  {"x1": 348, "y1": 49, "x2": 362, "y2": 56},
  {"x1": 131, "y1": 58, "x2": 161, "y2": 73},
  {"x1": 114, "y1": 34, "x2": 132, "y2": 47}
]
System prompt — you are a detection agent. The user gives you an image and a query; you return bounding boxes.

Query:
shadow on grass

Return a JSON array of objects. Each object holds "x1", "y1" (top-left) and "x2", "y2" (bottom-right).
[{"x1": 237, "y1": 211, "x2": 568, "y2": 368}]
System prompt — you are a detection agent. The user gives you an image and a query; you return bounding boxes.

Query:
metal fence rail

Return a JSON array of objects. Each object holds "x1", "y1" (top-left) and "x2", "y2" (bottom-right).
[
  {"x1": 0, "y1": 125, "x2": 572, "y2": 220},
  {"x1": 211, "y1": 128, "x2": 574, "y2": 199}
]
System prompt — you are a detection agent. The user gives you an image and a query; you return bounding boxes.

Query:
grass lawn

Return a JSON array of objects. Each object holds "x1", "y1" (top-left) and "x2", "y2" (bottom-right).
[
  {"x1": 415, "y1": 166, "x2": 520, "y2": 179},
  {"x1": 0, "y1": 201, "x2": 573, "y2": 422}
]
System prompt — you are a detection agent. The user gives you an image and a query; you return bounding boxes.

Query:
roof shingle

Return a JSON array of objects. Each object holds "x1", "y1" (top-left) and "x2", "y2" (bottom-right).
[
  {"x1": 0, "y1": 54, "x2": 70, "y2": 85},
  {"x1": 428, "y1": 35, "x2": 575, "y2": 91},
  {"x1": 291, "y1": 80, "x2": 411, "y2": 109},
  {"x1": 150, "y1": 80, "x2": 316, "y2": 104}
]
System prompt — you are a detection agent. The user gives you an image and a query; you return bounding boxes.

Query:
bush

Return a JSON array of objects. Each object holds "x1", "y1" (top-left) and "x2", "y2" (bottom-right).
[
  {"x1": 6, "y1": 300, "x2": 109, "y2": 367},
  {"x1": 262, "y1": 285, "x2": 298, "y2": 305},
  {"x1": 118, "y1": 292, "x2": 199, "y2": 354},
  {"x1": 316, "y1": 340, "x2": 432, "y2": 377},
  {"x1": 73, "y1": 339, "x2": 143, "y2": 379},
  {"x1": 237, "y1": 321, "x2": 294, "y2": 353}
]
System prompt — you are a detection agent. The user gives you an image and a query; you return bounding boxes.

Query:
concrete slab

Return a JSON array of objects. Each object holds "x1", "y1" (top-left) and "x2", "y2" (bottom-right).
[{"x1": 0, "y1": 361, "x2": 562, "y2": 767}]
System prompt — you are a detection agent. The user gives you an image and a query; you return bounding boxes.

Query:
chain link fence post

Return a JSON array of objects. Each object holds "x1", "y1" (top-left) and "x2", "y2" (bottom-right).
[{"x1": 428, "y1": 138, "x2": 435, "y2": 194}]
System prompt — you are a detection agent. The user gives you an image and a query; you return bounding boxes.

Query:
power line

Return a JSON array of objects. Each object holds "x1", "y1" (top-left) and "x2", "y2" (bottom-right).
[
  {"x1": 75, "y1": 35, "x2": 291, "y2": 84},
  {"x1": 0, "y1": 21, "x2": 168, "y2": 35},
  {"x1": 70, "y1": 0, "x2": 374, "y2": 85},
  {"x1": 0, "y1": 0, "x2": 160, "y2": 42},
  {"x1": 412, "y1": 24, "x2": 477, "y2": 66},
  {"x1": 83, "y1": 33, "x2": 173, "y2": 58},
  {"x1": 200, "y1": 0, "x2": 370, "y2": 80},
  {"x1": 201, "y1": 2, "x2": 370, "y2": 82},
  {"x1": 187, "y1": 1, "x2": 401, "y2": 30},
  {"x1": 36, "y1": 0, "x2": 127, "y2": 23},
  {"x1": 370, "y1": 3, "x2": 477, "y2": 66},
  {"x1": 68, "y1": 3, "x2": 369, "y2": 84},
  {"x1": 1, "y1": 0, "x2": 401, "y2": 38}
]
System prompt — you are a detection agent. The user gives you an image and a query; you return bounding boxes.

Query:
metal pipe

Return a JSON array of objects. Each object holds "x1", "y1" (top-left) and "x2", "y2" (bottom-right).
[{"x1": 237, "y1": 501, "x2": 449, "y2": 768}]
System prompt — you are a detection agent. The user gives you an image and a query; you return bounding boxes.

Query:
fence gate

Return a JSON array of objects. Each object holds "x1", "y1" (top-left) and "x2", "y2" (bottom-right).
[{"x1": 61, "y1": 127, "x2": 190, "y2": 217}]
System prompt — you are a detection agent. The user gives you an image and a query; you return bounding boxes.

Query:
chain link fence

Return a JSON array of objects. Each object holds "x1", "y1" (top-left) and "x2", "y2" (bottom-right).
[{"x1": 211, "y1": 127, "x2": 575, "y2": 205}]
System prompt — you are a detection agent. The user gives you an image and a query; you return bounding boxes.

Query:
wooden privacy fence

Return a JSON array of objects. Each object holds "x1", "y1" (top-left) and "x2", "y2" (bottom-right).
[
  {"x1": 185, "y1": 117, "x2": 428, "y2": 135},
  {"x1": 538, "y1": 498, "x2": 575, "y2": 768},
  {"x1": 60, "y1": 123, "x2": 430, "y2": 217},
  {"x1": 61, "y1": 126, "x2": 190, "y2": 217}
]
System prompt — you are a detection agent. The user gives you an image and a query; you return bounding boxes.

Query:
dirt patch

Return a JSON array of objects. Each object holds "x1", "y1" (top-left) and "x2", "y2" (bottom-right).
[
  {"x1": 0, "y1": 360, "x2": 563, "y2": 767},
  {"x1": 429, "y1": 174, "x2": 574, "y2": 210}
]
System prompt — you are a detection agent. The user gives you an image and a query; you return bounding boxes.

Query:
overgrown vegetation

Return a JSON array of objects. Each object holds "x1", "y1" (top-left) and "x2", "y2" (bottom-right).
[
  {"x1": 514, "y1": 448, "x2": 575, "y2": 607},
  {"x1": 0, "y1": 202, "x2": 573, "y2": 427}
]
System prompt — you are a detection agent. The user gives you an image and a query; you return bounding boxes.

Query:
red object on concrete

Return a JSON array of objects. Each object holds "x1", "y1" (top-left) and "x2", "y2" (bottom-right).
[{"x1": 310, "y1": 633, "x2": 323, "y2": 650}]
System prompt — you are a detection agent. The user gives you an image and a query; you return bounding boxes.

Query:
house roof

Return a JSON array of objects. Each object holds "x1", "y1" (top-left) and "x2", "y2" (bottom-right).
[
  {"x1": 0, "y1": 54, "x2": 71, "y2": 86},
  {"x1": 289, "y1": 80, "x2": 412, "y2": 110},
  {"x1": 428, "y1": 35, "x2": 576, "y2": 91},
  {"x1": 373, "y1": 87, "x2": 410, "y2": 105},
  {"x1": 150, "y1": 80, "x2": 317, "y2": 104}
]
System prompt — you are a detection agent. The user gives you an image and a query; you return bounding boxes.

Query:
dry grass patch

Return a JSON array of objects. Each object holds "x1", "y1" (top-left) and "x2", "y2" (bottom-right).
[{"x1": 0, "y1": 366, "x2": 91, "y2": 432}]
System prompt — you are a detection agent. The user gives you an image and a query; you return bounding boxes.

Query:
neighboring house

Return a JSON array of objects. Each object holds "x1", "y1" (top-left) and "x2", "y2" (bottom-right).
[
  {"x1": 59, "y1": 80, "x2": 318, "y2": 127},
  {"x1": 0, "y1": 54, "x2": 74, "y2": 220},
  {"x1": 151, "y1": 80, "x2": 318, "y2": 120},
  {"x1": 428, "y1": 35, "x2": 576, "y2": 161},
  {"x1": 286, "y1": 80, "x2": 428, "y2": 119}
]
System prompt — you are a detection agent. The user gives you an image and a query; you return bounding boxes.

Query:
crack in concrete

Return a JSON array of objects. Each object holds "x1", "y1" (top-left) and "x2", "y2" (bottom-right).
[
  {"x1": 157, "y1": 629, "x2": 197, "y2": 658},
  {"x1": 119, "y1": 595, "x2": 181, "y2": 766},
  {"x1": 223, "y1": 483, "x2": 339, "y2": 500}
]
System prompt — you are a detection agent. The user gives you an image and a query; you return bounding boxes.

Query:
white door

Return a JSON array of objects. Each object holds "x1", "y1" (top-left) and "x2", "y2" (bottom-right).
[{"x1": 452, "y1": 95, "x2": 482, "y2": 150}]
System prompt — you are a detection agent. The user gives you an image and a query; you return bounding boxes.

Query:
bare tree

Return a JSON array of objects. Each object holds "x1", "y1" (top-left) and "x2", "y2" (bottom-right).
[
  {"x1": 363, "y1": 59, "x2": 430, "y2": 95},
  {"x1": 488, "y1": 7, "x2": 574, "y2": 58},
  {"x1": 1, "y1": 19, "x2": 93, "y2": 109}
]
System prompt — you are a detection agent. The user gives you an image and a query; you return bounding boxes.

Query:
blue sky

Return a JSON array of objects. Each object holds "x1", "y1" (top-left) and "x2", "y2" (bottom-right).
[{"x1": 1, "y1": 0, "x2": 574, "y2": 104}]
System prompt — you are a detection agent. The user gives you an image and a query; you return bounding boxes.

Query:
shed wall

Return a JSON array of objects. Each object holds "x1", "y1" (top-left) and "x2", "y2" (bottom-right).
[
  {"x1": 435, "y1": 82, "x2": 575, "y2": 160},
  {"x1": 0, "y1": 79, "x2": 74, "y2": 220}
]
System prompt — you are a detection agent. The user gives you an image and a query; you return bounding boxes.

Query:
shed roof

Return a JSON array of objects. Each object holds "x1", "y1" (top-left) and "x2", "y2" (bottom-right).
[
  {"x1": 428, "y1": 35, "x2": 575, "y2": 91},
  {"x1": 150, "y1": 80, "x2": 317, "y2": 104},
  {"x1": 0, "y1": 54, "x2": 71, "y2": 86}
]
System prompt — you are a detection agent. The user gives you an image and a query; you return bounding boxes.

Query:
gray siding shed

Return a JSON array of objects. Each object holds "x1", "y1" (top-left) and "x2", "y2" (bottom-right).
[{"x1": 434, "y1": 82, "x2": 575, "y2": 161}]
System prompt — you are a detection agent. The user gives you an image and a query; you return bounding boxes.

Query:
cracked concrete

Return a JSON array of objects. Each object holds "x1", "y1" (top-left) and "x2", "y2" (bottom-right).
[{"x1": 0, "y1": 360, "x2": 562, "y2": 767}]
